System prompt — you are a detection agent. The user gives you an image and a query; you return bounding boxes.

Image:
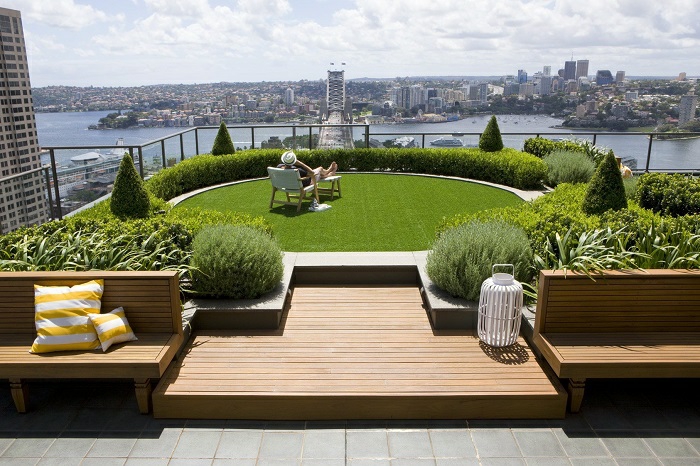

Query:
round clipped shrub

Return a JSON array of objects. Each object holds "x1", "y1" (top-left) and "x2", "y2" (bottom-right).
[
  {"x1": 110, "y1": 153, "x2": 151, "y2": 218},
  {"x1": 582, "y1": 151, "x2": 627, "y2": 215},
  {"x1": 543, "y1": 150, "x2": 595, "y2": 187},
  {"x1": 426, "y1": 220, "x2": 533, "y2": 301},
  {"x1": 479, "y1": 115, "x2": 504, "y2": 152},
  {"x1": 211, "y1": 121, "x2": 235, "y2": 155},
  {"x1": 190, "y1": 225, "x2": 283, "y2": 299}
]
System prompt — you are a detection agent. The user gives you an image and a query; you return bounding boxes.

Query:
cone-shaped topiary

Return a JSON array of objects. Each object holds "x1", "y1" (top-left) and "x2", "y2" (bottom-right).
[
  {"x1": 479, "y1": 115, "x2": 504, "y2": 152},
  {"x1": 582, "y1": 151, "x2": 627, "y2": 215},
  {"x1": 110, "y1": 153, "x2": 150, "y2": 218},
  {"x1": 211, "y1": 121, "x2": 235, "y2": 155}
]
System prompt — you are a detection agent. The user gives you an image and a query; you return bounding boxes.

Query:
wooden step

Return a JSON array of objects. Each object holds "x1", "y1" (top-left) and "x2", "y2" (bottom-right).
[{"x1": 152, "y1": 285, "x2": 567, "y2": 419}]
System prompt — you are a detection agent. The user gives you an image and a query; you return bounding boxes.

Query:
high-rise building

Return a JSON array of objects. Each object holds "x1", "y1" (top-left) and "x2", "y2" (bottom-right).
[
  {"x1": 595, "y1": 70, "x2": 614, "y2": 85},
  {"x1": 564, "y1": 61, "x2": 577, "y2": 80},
  {"x1": 0, "y1": 7, "x2": 49, "y2": 233},
  {"x1": 478, "y1": 83, "x2": 488, "y2": 104},
  {"x1": 284, "y1": 88, "x2": 294, "y2": 107},
  {"x1": 615, "y1": 71, "x2": 626, "y2": 84},
  {"x1": 679, "y1": 94, "x2": 698, "y2": 126},
  {"x1": 539, "y1": 76, "x2": 553, "y2": 95},
  {"x1": 519, "y1": 83, "x2": 534, "y2": 96},
  {"x1": 326, "y1": 70, "x2": 345, "y2": 114},
  {"x1": 543, "y1": 66, "x2": 551, "y2": 76},
  {"x1": 518, "y1": 69, "x2": 528, "y2": 84},
  {"x1": 409, "y1": 84, "x2": 425, "y2": 109},
  {"x1": 576, "y1": 60, "x2": 589, "y2": 79}
]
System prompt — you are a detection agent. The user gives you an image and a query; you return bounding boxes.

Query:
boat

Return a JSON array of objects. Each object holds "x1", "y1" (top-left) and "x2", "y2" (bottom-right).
[
  {"x1": 106, "y1": 138, "x2": 127, "y2": 157},
  {"x1": 430, "y1": 137, "x2": 464, "y2": 147}
]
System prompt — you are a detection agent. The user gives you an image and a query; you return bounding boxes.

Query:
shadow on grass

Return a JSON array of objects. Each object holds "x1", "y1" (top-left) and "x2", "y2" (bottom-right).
[{"x1": 267, "y1": 206, "x2": 312, "y2": 218}]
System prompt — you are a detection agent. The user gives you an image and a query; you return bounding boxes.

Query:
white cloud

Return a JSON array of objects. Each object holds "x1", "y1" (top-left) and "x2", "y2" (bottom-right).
[
  {"x1": 16, "y1": 0, "x2": 700, "y2": 86},
  {"x1": 5, "y1": 0, "x2": 109, "y2": 30}
]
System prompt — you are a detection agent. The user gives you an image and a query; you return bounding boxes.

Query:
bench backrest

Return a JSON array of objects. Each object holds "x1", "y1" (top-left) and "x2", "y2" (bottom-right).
[
  {"x1": 0, "y1": 271, "x2": 182, "y2": 336},
  {"x1": 535, "y1": 269, "x2": 700, "y2": 334},
  {"x1": 267, "y1": 167, "x2": 303, "y2": 191}
]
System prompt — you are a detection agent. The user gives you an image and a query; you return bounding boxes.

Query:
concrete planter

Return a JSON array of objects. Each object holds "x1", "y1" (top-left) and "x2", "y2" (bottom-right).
[
  {"x1": 413, "y1": 251, "x2": 478, "y2": 330},
  {"x1": 183, "y1": 253, "x2": 296, "y2": 330}
]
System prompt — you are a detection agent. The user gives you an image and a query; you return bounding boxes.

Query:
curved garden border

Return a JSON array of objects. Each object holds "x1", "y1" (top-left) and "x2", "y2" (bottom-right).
[{"x1": 168, "y1": 171, "x2": 546, "y2": 206}]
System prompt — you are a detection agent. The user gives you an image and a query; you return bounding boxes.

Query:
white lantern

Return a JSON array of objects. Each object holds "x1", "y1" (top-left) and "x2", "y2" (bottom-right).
[{"x1": 477, "y1": 264, "x2": 523, "y2": 347}]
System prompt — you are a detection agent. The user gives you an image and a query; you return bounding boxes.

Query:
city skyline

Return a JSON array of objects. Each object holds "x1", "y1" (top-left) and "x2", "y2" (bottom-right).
[{"x1": 5, "y1": 0, "x2": 700, "y2": 88}]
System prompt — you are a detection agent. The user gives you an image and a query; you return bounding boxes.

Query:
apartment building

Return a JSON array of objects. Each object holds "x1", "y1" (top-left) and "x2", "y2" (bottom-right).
[{"x1": 0, "y1": 7, "x2": 49, "y2": 233}]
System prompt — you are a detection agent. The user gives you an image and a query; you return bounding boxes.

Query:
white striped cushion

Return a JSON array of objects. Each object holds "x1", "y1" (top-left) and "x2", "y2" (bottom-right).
[
  {"x1": 31, "y1": 279, "x2": 104, "y2": 353},
  {"x1": 88, "y1": 307, "x2": 138, "y2": 352}
]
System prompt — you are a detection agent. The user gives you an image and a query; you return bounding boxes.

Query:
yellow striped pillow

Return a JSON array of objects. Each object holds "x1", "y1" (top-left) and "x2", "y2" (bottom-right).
[
  {"x1": 31, "y1": 279, "x2": 104, "y2": 354},
  {"x1": 88, "y1": 307, "x2": 138, "y2": 352}
]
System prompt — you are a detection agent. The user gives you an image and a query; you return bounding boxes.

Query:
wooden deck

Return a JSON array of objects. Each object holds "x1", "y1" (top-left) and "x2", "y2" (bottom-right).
[{"x1": 152, "y1": 286, "x2": 567, "y2": 419}]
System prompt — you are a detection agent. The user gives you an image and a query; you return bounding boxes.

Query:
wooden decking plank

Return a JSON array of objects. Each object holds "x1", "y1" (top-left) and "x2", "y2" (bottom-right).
[{"x1": 153, "y1": 285, "x2": 566, "y2": 419}]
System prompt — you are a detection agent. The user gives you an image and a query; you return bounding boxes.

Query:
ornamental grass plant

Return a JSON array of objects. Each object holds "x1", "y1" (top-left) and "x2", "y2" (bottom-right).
[
  {"x1": 426, "y1": 220, "x2": 533, "y2": 301},
  {"x1": 190, "y1": 224, "x2": 284, "y2": 299},
  {"x1": 543, "y1": 150, "x2": 596, "y2": 187}
]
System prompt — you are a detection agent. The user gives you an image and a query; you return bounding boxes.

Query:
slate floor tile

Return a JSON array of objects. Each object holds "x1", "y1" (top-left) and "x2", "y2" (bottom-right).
[
  {"x1": 429, "y1": 430, "x2": 476, "y2": 458},
  {"x1": 388, "y1": 431, "x2": 433, "y2": 459},
  {"x1": 347, "y1": 431, "x2": 389, "y2": 459},
  {"x1": 470, "y1": 429, "x2": 521, "y2": 458},
  {"x1": 215, "y1": 430, "x2": 263, "y2": 459}
]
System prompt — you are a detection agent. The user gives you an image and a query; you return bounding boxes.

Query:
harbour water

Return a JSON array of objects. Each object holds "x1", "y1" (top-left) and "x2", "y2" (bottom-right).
[{"x1": 36, "y1": 111, "x2": 700, "y2": 171}]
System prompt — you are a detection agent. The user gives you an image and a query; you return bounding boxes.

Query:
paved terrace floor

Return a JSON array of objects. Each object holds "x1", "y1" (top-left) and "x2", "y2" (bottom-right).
[
  {"x1": 2, "y1": 377, "x2": 700, "y2": 465},
  {"x1": 4, "y1": 250, "x2": 700, "y2": 464}
]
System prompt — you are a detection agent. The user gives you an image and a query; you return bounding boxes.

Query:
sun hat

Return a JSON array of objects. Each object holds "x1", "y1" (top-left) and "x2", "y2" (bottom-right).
[{"x1": 281, "y1": 151, "x2": 297, "y2": 166}]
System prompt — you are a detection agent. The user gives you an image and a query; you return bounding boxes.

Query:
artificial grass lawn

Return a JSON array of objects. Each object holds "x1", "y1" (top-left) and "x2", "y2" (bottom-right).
[{"x1": 175, "y1": 173, "x2": 524, "y2": 251}]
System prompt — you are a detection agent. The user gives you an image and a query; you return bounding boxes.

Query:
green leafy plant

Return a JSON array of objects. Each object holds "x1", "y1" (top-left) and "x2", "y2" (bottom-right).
[
  {"x1": 533, "y1": 227, "x2": 634, "y2": 273},
  {"x1": 582, "y1": 151, "x2": 627, "y2": 215},
  {"x1": 211, "y1": 122, "x2": 235, "y2": 155},
  {"x1": 426, "y1": 220, "x2": 533, "y2": 301},
  {"x1": 479, "y1": 115, "x2": 504, "y2": 152},
  {"x1": 190, "y1": 224, "x2": 284, "y2": 299},
  {"x1": 522, "y1": 137, "x2": 586, "y2": 158},
  {"x1": 635, "y1": 172, "x2": 700, "y2": 216},
  {"x1": 543, "y1": 150, "x2": 596, "y2": 186},
  {"x1": 110, "y1": 153, "x2": 151, "y2": 218},
  {"x1": 0, "y1": 227, "x2": 191, "y2": 275}
]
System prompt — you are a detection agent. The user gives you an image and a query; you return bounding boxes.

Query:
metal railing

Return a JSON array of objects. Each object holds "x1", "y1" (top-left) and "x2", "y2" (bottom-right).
[{"x1": 37, "y1": 124, "x2": 700, "y2": 221}]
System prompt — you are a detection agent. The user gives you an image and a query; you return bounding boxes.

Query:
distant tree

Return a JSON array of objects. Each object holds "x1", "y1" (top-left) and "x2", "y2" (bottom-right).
[
  {"x1": 110, "y1": 153, "x2": 150, "y2": 219},
  {"x1": 479, "y1": 115, "x2": 504, "y2": 152},
  {"x1": 211, "y1": 122, "x2": 235, "y2": 155}
]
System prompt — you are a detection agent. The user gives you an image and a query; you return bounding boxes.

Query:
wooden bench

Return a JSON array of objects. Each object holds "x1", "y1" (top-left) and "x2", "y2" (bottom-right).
[
  {"x1": 0, "y1": 271, "x2": 184, "y2": 414},
  {"x1": 532, "y1": 269, "x2": 700, "y2": 412}
]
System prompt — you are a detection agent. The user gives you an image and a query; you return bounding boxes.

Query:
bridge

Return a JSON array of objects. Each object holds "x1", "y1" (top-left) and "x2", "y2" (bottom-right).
[{"x1": 317, "y1": 69, "x2": 355, "y2": 150}]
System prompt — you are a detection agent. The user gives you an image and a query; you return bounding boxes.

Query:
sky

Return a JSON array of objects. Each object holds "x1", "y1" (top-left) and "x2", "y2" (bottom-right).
[{"x1": 5, "y1": 0, "x2": 700, "y2": 88}]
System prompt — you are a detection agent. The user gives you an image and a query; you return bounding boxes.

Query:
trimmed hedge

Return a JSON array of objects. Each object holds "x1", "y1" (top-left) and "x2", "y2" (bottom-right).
[
  {"x1": 523, "y1": 137, "x2": 588, "y2": 158},
  {"x1": 146, "y1": 147, "x2": 547, "y2": 200},
  {"x1": 479, "y1": 115, "x2": 504, "y2": 152},
  {"x1": 582, "y1": 151, "x2": 627, "y2": 215},
  {"x1": 636, "y1": 172, "x2": 700, "y2": 217},
  {"x1": 211, "y1": 122, "x2": 235, "y2": 155},
  {"x1": 110, "y1": 153, "x2": 150, "y2": 218}
]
